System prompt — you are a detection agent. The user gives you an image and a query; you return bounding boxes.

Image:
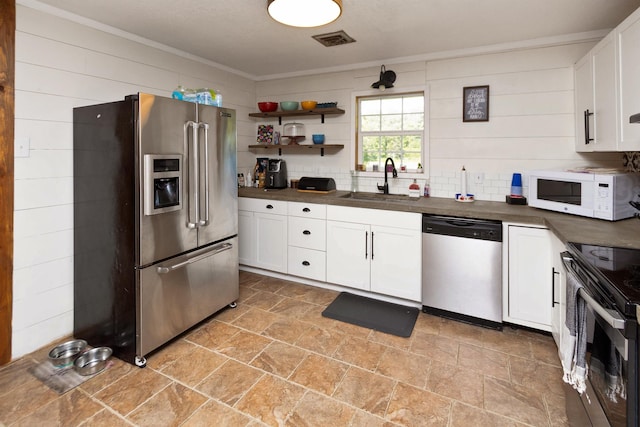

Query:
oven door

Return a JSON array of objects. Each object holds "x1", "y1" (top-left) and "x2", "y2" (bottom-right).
[
  {"x1": 561, "y1": 252, "x2": 638, "y2": 427},
  {"x1": 586, "y1": 302, "x2": 629, "y2": 427}
]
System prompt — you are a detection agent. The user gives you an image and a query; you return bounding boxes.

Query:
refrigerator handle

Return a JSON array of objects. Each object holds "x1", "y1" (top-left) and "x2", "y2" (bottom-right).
[
  {"x1": 156, "y1": 242, "x2": 233, "y2": 274},
  {"x1": 199, "y1": 122, "x2": 210, "y2": 226},
  {"x1": 185, "y1": 120, "x2": 199, "y2": 229}
]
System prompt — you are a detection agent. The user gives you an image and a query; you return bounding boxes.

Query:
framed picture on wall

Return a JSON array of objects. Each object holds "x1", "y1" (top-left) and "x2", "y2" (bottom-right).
[{"x1": 463, "y1": 85, "x2": 489, "y2": 122}]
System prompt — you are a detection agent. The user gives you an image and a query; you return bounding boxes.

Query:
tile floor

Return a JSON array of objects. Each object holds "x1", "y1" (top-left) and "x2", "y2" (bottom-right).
[{"x1": 0, "y1": 271, "x2": 570, "y2": 426}]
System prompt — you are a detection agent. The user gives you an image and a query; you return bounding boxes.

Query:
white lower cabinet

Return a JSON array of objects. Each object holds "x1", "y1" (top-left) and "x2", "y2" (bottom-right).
[
  {"x1": 550, "y1": 233, "x2": 568, "y2": 351},
  {"x1": 238, "y1": 198, "x2": 287, "y2": 273},
  {"x1": 326, "y1": 206, "x2": 421, "y2": 301},
  {"x1": 503, "y1": 223, "x2": 553, "y2": 331}
]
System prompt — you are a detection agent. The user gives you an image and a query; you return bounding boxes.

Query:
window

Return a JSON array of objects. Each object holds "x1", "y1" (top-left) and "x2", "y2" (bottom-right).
[{"x1": 356, "y1": 92, "x2": 425, "y2": 171}]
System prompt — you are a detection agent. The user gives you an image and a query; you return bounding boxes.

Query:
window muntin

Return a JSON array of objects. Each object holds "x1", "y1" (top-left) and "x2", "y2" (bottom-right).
[{"x1": 357, "y1": 92, "x2": 425, "y2": 171}]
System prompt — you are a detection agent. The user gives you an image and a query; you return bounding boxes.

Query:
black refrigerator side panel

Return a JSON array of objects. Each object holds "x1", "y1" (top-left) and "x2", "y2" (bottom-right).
[{"x1": 73, "y1": 99, "x2": 137, "y2": 364}]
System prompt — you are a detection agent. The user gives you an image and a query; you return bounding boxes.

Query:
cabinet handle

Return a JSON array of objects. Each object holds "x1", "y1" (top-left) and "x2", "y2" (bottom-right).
[
  {"x1": 371, "y1": 231, "x2": 374, "y2": 260},
  {"x1": 551, "y1": 267, "x2": 560, "y2": 307},
  {"x1": 303, "y1": 230, "x2": 311, "y2": 235},
  {"x1": 302, "y1": 207, "x2": 310, "y2": 212},
  {"x1": 266, "y1": 204, "x2": 274, "y2": 209},
  {"x1": 302, "y1": 261, "x2": 310, "y2": 266},
  {"x1": 584, "y1": 110, "x2": 594, "y2": 145},
  {"x1": 364, "y1": 231, "x2": 368, "y2": 259}
]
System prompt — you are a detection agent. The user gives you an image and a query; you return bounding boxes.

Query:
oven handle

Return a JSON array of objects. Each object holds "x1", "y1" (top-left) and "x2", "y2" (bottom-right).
[
  {"x1": 560, "y1": 253, "x2": 627, "y2": 330},
  {"x1": 156, "y1": 243, "x2": 232, "y2": 274}
]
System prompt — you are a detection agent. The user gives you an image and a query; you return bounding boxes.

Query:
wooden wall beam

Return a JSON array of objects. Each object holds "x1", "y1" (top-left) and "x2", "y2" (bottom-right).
[{"x1": 0, "y1": 0, "x2": 16, "y2": 365}]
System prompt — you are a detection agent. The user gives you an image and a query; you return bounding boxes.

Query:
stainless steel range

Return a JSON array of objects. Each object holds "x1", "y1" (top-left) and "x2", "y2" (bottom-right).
[{"x1": 562, "y1": 242, "x2": 639, "y2": 427}]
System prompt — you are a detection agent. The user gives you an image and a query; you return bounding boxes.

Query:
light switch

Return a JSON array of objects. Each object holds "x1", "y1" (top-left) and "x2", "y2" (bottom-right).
[{"x1": 15, "y1": 137, "x2": 30, "y2": 158}]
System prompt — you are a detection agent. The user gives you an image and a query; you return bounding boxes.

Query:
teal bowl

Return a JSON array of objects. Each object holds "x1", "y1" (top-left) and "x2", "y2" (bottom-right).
[
  {"x1": 312, "y1": 134, "x2": 325, "y2": 144},
  {"x1": 280, "y1": 101, "x2": 299, "y2": 111}
]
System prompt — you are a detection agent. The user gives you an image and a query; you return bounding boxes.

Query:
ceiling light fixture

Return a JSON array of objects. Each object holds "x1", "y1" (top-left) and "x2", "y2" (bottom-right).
[
  {"x1": 371, "y1": 65, "x2": 396, "y2": 91},
  {"x1": 267, "y1": 0, "x2": 342, "y2": 28}
]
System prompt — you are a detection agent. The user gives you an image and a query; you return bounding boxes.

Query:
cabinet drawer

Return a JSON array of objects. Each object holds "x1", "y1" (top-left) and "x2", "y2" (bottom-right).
[
  {"x1": 288, "y1": 247, "x2": 326, "y2": 281},
  {"x1": 288, "y1": 201, "x2": 327, "y2": 219},
  {"x1": 238, "y1": 197, "x2": 287, "y2": 215},
  {"x1": 288, "y1": 217, "x2": 326, "y2": 250}
]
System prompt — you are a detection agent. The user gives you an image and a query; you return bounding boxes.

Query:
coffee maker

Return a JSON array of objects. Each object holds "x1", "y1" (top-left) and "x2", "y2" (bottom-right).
[{"x1": 266, "y1": 159, "x2": 288, "y2": 189}]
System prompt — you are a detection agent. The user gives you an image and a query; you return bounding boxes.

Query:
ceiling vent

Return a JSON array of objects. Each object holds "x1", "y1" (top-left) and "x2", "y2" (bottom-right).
[{"x1": 312, "y1": 30, "x2": 356, "y2": 47}]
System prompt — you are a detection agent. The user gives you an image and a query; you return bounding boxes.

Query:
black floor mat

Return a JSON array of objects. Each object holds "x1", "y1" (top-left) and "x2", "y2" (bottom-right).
[{"x1": 322, "y1": 292, "x2": 419, "y2": 337}]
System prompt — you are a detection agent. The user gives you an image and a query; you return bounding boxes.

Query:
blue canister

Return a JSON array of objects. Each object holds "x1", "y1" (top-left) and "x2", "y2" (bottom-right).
[{"x1": 511, "y1": 173, "x2": 523, "y2": 196}]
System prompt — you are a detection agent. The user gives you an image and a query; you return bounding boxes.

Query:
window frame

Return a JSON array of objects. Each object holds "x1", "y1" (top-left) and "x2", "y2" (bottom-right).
[{"x1": 351, "y1": 87, "x2": 429, "y2": 176}]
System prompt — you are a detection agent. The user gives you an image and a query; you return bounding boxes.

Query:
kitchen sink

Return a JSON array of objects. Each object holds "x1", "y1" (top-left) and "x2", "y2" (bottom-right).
[{"x1": 339, "y1": 192, "x2": 420, "y2": 203}]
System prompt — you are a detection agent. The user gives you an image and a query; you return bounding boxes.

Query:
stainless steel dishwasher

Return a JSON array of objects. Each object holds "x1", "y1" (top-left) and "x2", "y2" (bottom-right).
[{"x1": 422, "y1": 214, "x2": 503, "y2": 329}]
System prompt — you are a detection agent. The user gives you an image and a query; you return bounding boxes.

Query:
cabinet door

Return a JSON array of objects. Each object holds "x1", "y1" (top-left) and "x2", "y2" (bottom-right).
[
  {"x1": 592, "y1": 33, "x2": 618, "y2": 151},
  {"x1": 254, "y1": 212, "x2": 287, "y2": 273},
  {"x1": 507, "y1": 226, "x2": 552, "y2": 330},
  {"x1": 618, "y1": 9, "x2": 640, "y2": 151},
  {"x1": 370, "y1": 225, "x2": 421, "y2": 301},
  {"x1": 326, "y1": 221, "x2": 370, "y2": 291},
  {"x1": 574, "y1": 54, "x2": 594, "y2": 152},
  {"x1": 550, "y1": 234, "x2": 566, "y2": 351},
  {"x1": 238, "y1": 210, "x2": 255, "y2": 266}
]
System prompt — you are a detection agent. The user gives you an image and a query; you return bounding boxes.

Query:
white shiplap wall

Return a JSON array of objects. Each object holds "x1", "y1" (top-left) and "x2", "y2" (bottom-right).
[
  {"x1": 12, "y1": 5, "x2": 256, "y2": 359},
  {"x1": 255, "y1": 46, "x2": 622, "y2": 199}
]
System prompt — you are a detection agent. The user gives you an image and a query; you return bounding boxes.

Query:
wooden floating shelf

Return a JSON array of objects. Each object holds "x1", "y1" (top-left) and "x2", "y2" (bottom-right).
[
  {"x1": 248, "y1": 107, "x2": 345, "y2": 124},
  {"x1": 248, "y1": 144, "x2": 344, "y2": 157}
]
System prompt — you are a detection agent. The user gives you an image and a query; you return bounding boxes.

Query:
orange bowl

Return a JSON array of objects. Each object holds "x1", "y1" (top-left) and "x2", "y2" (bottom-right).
[
  {"x1": 301, "y1": 100, "x2": 317, "y2": 110},
  {"x1": 258, "y1": 102, "x2": 278, "y2": 112}
]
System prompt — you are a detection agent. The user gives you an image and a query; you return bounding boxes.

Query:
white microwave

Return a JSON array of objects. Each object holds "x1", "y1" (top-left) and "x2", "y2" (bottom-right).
[{"x1": 528, "y1": 169, "x2": 640, "y2": 221}]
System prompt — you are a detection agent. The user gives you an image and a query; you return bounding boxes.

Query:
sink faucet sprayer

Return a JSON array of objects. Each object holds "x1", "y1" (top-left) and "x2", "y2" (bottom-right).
[{"x1": 377, "y1": 157, "x2": 398, "y2": 194}]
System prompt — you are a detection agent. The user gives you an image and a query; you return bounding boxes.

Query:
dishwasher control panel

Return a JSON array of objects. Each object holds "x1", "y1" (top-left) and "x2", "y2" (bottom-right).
[{"x1": 422, "y1": 214, "x2": 502, "y2": 242}]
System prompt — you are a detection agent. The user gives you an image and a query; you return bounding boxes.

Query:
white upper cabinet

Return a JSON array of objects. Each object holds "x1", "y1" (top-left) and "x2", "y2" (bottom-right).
[
  {"x1": 574, "y1": 6, "x2": 640, "y2": 152},
  {"x1": 618, "y1": 9, "x2": 640, "y2": 150},
  {"x1": 574, "y1": 33, "x2": 618, "y2": 152}
]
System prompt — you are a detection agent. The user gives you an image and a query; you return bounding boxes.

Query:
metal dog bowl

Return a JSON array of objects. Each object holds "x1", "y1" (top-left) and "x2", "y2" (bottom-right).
[
  {"x1": 48, "y1": 339, "x2": 87, "y2": 368},
  {"x1": 73, "y1": 347, "x2": 112, "y2": 376}
]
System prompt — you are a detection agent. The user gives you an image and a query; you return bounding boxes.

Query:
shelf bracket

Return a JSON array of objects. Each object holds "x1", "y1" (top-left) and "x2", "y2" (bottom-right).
[
  {"x1": 320, "y1": 147, "x2": 325, "y2": 156},
  {"x1": 278, "y1": 117, "x2": 282, "y2": 125},
  {"x1": 320, "y1": 114, "x2": 325, "y2": 124},
  {"x1": 278, "y1": 147, "x2": 282, "y2": 156}
]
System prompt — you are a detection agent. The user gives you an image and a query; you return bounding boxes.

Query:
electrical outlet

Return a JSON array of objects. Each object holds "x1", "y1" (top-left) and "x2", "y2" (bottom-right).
[
  {"x1": 473, "y1": 172, "x2": 484, "y2": 185},
  {"x1": 15, "y1": 137, "x2": 30, "y2": 158}
]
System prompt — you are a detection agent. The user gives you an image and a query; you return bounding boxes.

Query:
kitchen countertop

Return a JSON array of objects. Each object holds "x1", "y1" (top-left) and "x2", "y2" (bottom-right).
[{"x1": 239, "y1": 187, "x2": 640, "y2": 250}]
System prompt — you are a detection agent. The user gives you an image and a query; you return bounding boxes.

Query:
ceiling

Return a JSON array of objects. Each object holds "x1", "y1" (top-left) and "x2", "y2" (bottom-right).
[{"x1": 29, "y1": 0, "x2": 640, "y2": 80}]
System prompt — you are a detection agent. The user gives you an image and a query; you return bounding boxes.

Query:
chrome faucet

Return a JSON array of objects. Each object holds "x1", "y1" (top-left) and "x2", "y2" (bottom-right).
[{"x1": 377, "y1": 157, "x2": 398, "y2": 194}]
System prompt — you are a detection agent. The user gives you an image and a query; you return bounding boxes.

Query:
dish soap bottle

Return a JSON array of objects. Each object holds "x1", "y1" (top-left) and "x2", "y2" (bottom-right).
[
  {"x1": 423, "y1": 179, "x2": 430, "y2": 197},
  {"x1": 409, "y1": 179, "x2": 421, "y2": 198}
]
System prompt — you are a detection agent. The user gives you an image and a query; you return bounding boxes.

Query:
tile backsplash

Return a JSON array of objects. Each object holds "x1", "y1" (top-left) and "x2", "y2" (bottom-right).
[
  {"x1": 283, "y1": 167, "x2": 524, "y2": 202},
  {"x1": 278, "y1": 154, "x2": 640, "y2": 201},
  {"x1": 624, "y1": 152, "x2": 640, "y2": 172}
]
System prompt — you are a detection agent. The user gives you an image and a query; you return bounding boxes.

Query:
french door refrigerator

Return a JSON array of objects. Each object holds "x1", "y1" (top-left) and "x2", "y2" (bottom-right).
[{"x1": 73, "y1": 93, "x2": 238, "y2": 367}]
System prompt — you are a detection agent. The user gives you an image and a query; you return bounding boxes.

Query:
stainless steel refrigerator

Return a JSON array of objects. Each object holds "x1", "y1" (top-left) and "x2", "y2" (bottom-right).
[{"x1": 73, "y1": 93, "x2": 238, "y2": 367}]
